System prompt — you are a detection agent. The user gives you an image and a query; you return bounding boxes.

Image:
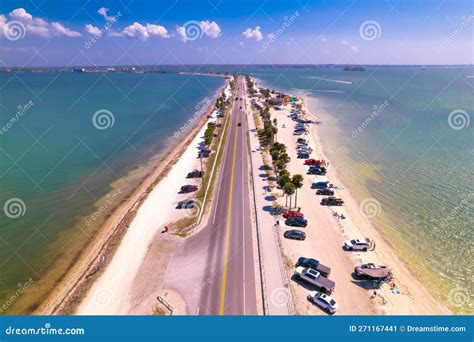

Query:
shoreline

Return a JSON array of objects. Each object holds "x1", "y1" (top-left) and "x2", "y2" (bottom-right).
[
  {"x1": 36, "y1": 80, "x2": 227, "y2": 315},
  {"x1": 300, "y1": 96, "x2": 449, "y2": 314},
  {"x1": 250, "y1": 77, "x2": 448, "y2": 314}
]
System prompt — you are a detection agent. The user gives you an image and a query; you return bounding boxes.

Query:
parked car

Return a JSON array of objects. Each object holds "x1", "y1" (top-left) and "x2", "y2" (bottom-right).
[
  {"x1": 180, "y1": 185, "x2": 198, "y2": 193},
  {"x1": 187, "y1": 170, "x2": 203, "y2": 178},
  {"x1": 297, "y1": 138, "x2": 308, "y2": 144},
  {"x1": 284, "y1": 230, "x2": 306, "y2": 240},
  {"x1": 316, "y1": 189, "x2": 334, "y2": 196},
  {"x1": 305, "y1": 159, "x2": 323, "y2": 166},
  {"x1": 344, "y1": 238, "x2": 372, "y2": 251},
  {"x1": 285, "y1": 217, "x2": 308, "y2": 227},
  {"x1": 311, "y1": 181, "x2": 329, "y2": 189},
  {"x1": 282, "y1": 210, "x2": 304, "y2": 219},
  {"x1": 309, "y1": 165, "x2": 326, "y2": 172},
  {"x1": 294, "y1": 267, "x2": 336, "y2": 294},
  {"x1": 307, "y1": 291, "x2": 338, "y2": 314},
  {"x1": 296, "y1": 257, "x2": 331, "y2": 276},
  {"x1": 320, "y1": 196, "x2": 344, "y2": 206},
  {"x1": 355, "y1": 263, "x2": 391, "y2": 279},
  {"x1": 307, "y1": 168, "x2": 326, "y2": 175},
  {"x1": 298, "y1": 152, "x2": 310, "y2": 159},
  {"x1": 176, "y1": 199, "x2": 195, "y2": 209},
  {"x1": 237, "y1": 122, "x2": 242, "y2": 126}
]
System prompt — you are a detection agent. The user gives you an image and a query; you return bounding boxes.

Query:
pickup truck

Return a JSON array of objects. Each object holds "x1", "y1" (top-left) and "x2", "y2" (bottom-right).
[
  {"x1": 296, "y1": 257, "x2": 331, "y2": 277},
  {"x1": 294, "y1": 267, "x2": 335, "y2": 294}
]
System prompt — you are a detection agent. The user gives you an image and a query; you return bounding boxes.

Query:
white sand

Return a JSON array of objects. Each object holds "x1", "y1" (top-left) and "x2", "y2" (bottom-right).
[{"x1": 76, "y1": 115, "x2": 213, "y2": 315}]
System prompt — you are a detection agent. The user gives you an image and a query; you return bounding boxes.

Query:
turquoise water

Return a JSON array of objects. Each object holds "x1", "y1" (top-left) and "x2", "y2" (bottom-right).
[
  {"x1": 201, "y1": 65, "x2": 473, "y2": 312},
  {"x1": 0, "y1": 72, "x2": 224, "y2": 313}
]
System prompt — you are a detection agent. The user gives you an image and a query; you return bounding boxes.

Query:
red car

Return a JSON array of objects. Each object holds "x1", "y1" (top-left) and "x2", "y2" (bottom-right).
[
  {"x1": 305, "y1": 159, "x2": 323, "y2": 166},
  {"x1": 282, "y1": 210, "x2": 304, "y2": 219}
]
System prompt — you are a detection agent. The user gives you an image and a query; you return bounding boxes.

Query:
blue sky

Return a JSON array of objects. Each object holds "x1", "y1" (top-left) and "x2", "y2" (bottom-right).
[{"x1": 0, "y1": 0, "x2": 472, "y2": 66}]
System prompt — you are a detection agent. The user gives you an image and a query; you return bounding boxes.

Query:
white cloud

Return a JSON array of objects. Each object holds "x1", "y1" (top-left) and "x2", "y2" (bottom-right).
[
  {"x1": 2, "y1": 8, "x2": 80, "y2": 38},
  {"x1": 85, "y1": 24, "x2": 101, "y2": 36},
  {"x1": 118, "y1": 22, "x2": 169, "y2": 40},
  {"x1": 341, "y1": 39, "x2": 349, "y2": 45},
  {"x1": 51, "y1": 22, "x2": 81, "y2": 37},
  {"x1": 199, "y1": 20, "x2": 221, "y2": 38},
  {"x1": 351, "y1": 45, "x2": 358, "y2": 52},
  {"x1": 239, "y1": 41, "x2": 244, "y2": 47},
  {"x1": 243, "y1": 26, "x2": 263, "y2": 41},
  {"x1": 176, "y1": 26, "x2": 187, "y2": 41}
]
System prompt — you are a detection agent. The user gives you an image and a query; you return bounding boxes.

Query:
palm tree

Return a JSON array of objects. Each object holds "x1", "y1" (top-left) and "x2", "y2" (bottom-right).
[
  {"x1": 278, "y1": 171, "x2": 290, "y2": 189},
  {"x1": 291, "y1": 174, "x2": 304, "y2": 208},
  {"x1": 283, "y1": 182, "x2": 296, "y2": 208}
]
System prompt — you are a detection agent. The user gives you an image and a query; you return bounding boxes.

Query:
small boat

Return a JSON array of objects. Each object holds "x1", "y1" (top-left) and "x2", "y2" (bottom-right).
[{"x1": 354, "y1": 263, "x2": 392, "y2": 280}]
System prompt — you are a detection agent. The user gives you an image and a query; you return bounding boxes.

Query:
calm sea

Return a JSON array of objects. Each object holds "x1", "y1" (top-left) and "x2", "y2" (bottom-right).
[
  {"x1": 0, "y1": 72, "x2": 224, "y2": 313},
  {"x1": 245, "y1": 65, "x2": 473, "y2": 313}
]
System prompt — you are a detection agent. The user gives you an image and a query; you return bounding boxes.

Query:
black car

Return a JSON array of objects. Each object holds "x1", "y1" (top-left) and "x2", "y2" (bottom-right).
[
  {"x1": 316, "y1": 189, "x2": 334, "y2": 196},
  {"x1": 285, "y1": 217, "x2": 308, "y2": 227},
  {"x1": 176, "y1": 199, "x2": 195, "y2": 209},
  {"x1": 284, "y1": 230, "x2": 306, "y2": 240},
  {"x1": 237, "y1": 122, "x2": 242, "y2": 126},
  {"x1": 307, "y1": 168, "x2": 326, "y2": 175},
  {"x1": 180, "y1": 185, "x2": 198, "y2": 193},
  {"x1": 298, "y1": 152, "x2": 310, "y2": 159},
  {"x1": 187, "y1": 170, "x2": 204, "y2": 178},
  {"x1": 320, "y1": 196, "x2": 344, "y2": 206},
  {"x1": 296, "y1": 257, "x2": 331, "y2": 276}
]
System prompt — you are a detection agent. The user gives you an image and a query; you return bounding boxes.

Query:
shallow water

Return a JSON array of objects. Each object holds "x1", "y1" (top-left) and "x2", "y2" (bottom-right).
[{"x1": 0, "y1": 72, "x2": 224, "y2": 313}]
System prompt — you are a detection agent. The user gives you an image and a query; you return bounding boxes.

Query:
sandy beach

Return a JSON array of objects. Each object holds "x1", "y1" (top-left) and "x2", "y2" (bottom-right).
[{"x1": 248, "y1": 83, "x2": 449, "y2": 315}]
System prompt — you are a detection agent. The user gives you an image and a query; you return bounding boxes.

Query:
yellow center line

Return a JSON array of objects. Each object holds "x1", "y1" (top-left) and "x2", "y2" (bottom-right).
[{"x1": 219, "y1": 106, "x2": 240, "y2": 315}]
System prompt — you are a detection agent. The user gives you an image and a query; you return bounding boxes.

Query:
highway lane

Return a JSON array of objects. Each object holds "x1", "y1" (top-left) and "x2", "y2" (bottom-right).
[{"x1": 165, "y1": 76, "x2": 258, "y2": 315}]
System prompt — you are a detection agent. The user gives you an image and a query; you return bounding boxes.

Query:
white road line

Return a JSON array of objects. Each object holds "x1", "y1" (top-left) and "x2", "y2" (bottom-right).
[{"x1": 242, "y1": 112, "x2": 246, "y2": 316}]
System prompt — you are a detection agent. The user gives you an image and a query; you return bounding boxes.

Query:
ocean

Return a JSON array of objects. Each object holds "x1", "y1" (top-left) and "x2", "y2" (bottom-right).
[
  {"x1": 244, "y1": 65, "x2": 473, "y2": 313},
  {"x1": 0, "y1": 71, "x2": 224, "y2": 313}
]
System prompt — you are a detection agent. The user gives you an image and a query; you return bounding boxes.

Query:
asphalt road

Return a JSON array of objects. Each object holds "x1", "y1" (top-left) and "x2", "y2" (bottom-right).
[{"x1": 165, "y1": 76, "x2": 257, "y2": 315}]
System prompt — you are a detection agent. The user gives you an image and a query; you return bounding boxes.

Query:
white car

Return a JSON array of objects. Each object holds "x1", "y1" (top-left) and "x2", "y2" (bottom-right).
[
  {"x1": 307, "y1": 291, "x2": 338, "y2": 314},
  {"x1": 344, "y1": 238, "x2": 372, "y2": 251}
]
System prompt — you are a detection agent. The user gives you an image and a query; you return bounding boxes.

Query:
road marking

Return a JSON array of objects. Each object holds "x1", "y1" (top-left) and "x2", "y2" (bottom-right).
[
  {"x1": 242, "y1": 120, "x2": 246, "y2": 316},
  {"x1": 219, "y1": 91, "x2": 240, "y2": 315}
]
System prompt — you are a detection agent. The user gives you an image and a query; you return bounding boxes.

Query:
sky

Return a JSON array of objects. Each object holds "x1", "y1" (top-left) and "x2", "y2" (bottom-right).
[{"x1": 0, "y1": 0, "x2": 472, "y2": 67}]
